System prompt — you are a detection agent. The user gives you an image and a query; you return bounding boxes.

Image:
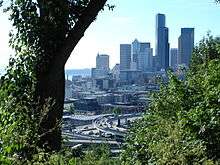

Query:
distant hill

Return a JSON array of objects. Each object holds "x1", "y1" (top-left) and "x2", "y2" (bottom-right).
[
  {"x1": 0, "y1": 68, "x2": 91, "y2": 77},
  {"x1": 65, "y1": 68, "x2": 91, "y2": 78}
]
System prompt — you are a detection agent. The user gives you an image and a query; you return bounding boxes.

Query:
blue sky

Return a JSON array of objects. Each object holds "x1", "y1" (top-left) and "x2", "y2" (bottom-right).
[{"x1": 0, "y1": 0, "x2": 219, "y2": 69}]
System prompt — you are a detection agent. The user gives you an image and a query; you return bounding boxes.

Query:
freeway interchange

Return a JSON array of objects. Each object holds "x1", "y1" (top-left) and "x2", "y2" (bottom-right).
[{"x1": 62, "y1": 113, "x2": 142, "y2": 152}]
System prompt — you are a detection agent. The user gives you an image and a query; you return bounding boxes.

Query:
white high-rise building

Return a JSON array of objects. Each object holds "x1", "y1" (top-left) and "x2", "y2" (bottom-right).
[
  {"x1": 92, "y1": 54, "x2": 110, "y2": 79},
  {"x1": 131, "y1": 39, "x2": 140, "y2": 70}
]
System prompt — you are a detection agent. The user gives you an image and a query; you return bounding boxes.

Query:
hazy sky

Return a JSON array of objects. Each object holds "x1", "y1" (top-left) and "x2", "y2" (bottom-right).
[{"x1": 0, "y1": 0, "x2": 219, "y2": 69}]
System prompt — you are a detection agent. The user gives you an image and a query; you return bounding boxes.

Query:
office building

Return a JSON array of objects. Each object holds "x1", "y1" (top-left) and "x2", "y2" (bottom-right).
[
  {"x1": 120, "y1": 70, "x2": 143, "y2": 85},
  {"x1": 155, "y1": 13, "x2": 169, "y2": 71},
  {"x1": 92, "y1": 54, "x2": 110, "y2": 79},
  {"x1": 91, "y1": 68, "x2": 108, "y2": 78},
  {"x1": 178, "y1": 28, "x2": 194, "y2": 67},
  {"x1": 139, "y1": 42, "x2": 153, "y2": 72},
  {"x1": 96, "y1": 54, "x2": 109, "y2": 71},
  {"x1": 170, "y1": 48, "x2": 178, "y2": 69},
  {"x1": 120, "y1": 40, "x2": 154, "y2": 84},
  {"x1": 120, "y1": 44, "x2": 131, "y2": 83},
  {"x1": 131, "y1": 39, "x2": 140, "y2": 70},
  {"x1": 131, "y1": 39, "x2": 153, "y2": 72},
  {"x1": 120, "y1": 44, "x2": 131, "y2": 70}
]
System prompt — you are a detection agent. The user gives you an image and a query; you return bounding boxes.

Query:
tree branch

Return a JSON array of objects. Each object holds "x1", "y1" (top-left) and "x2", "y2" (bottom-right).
[{"x1": 53, "y1": 0, "x2": 107, "y2": 68}]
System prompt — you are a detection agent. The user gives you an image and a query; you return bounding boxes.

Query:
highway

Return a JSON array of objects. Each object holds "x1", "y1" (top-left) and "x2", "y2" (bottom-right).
[
  {"x1": 92, "y1": 113, "x2": 142, "y2": 137},
  {"x1": 63, "y1": 113, "x2": 143, "y2": 152}
]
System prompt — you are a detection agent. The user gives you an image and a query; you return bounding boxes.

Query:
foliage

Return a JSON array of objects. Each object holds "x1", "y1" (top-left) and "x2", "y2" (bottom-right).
[
  {"x1": 186, "y1": 51, "x2": 220, "y2": 159},
  {"x1": 0, "y1": 0, "x2": 46, "y2": 160},
  {"x1": 121, "y1": 117, "x2": 211, "y2": 165},
  {"x1": 121, "y1": 35, "x2": 220, "y2": 164},
  {"x1": 0, "y1": 23, "x2": 40, "y2": 162},
  {"x1": 18, "y1": 145, "x2": 120, "y2": 165},
  {"x1": 0, "y1": 134, "x2": 120, "y2": 164},
  {"x1": 191, "y1": 34, "x2": 220, "y2": 71},
  {"x1": 76, "y1": 144, "x2": 120, "y2": 165},
  {"x1": 69, "y1": 104, "x2": 75, "y2": 114},
  {"x1": 113, "y1": 107, "x2": 122, "y2": 126},
  {"x1": 113, "y1": 107, "x2": 122, "y2": 115}
]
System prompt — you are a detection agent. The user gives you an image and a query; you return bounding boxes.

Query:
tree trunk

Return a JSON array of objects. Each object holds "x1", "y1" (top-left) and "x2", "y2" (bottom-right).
[
  {"x1": 36, "y1": 64, "x2": 65, "y2": 151},
  {"x1": 34, "y1": 0, "x2": 107, "y2": 151}
]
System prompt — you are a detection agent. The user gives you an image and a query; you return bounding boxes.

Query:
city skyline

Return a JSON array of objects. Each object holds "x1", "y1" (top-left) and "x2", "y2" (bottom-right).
[{"x1": 0, "y1": 0, "x2": 219, "y2": 69}]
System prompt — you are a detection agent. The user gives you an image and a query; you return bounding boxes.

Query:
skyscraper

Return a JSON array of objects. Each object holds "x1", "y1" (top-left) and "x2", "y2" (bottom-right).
[
  {"x1": 130, "y1": 39, "x2": 153, "y2": 72},
  {"x1": 131, "y1": 39, "x2": 140, "y2": 70},
  {"x1": 91, "y1": 54, "x2": 110, "y2": 78},
  {"x1": 178, "y1": 28, "x2": 194, "y2": 67},
  {"x1": 119, "y1": 44, "x2": 131, "y2": 84},
  {"x1": 120, "y1": 44, "x2": 131, "y2": 71},
  {"x1": 139, "y1": 42, "x2": 152, "y2": 72},
  {"x1": 96, "y1": 54, "x2": 109, "y2": 71},
  {"x1": 170, "y1": 48, "x2": 178, "y2": 69},
  {"x1": 155, "y1": 13, "x2": 169, "y2": 71}
]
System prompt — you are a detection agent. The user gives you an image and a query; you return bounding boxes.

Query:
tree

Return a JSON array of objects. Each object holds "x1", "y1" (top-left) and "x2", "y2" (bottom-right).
[
  {"x1": 2, "y1": 0, "x2": 109, "y2": 151},
  {"x1": 69, "y1": 104, "x2": 75, "y2": 115},
  {"x1": 190, "y1": 34, "x2": 220, "y2": 71},
  {"x1": 113, "y1": 107, "x2": 122, "y2": 127}
]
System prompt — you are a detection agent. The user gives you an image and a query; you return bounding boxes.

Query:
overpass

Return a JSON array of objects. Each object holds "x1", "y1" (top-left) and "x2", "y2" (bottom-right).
[{"x1": 92, "y1": 113, "x2": 142, "y2": 137}]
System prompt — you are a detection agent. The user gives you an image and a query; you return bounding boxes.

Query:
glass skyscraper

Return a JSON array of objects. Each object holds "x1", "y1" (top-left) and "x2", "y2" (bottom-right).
[
  {"x1": 139, "y1": 42, "x2": 152, "y2": 72},
  {"x1": 178, "y1": 28, "x2": 194, "y2": 67},
  {"x1": 155, "y1": 13, "x2": 169, "y2": 71},
  {"x1": 170, "y1": 48, "x2": 178, "y2": 69},
  {"x1": 120, "y1": 44, "x2": 131, "y2": 71}
]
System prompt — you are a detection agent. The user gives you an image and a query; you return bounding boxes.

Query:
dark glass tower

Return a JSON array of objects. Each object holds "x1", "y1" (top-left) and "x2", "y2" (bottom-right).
[
  {"x1": 155, "y1": 14, "x2": 169, "y2": 71},
  {"x1": 120, "y1": 44, "x2": 131, "y2": 71},
  {"x1": 178, "y1": 28, "x2": 194, "y2": 67}
]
